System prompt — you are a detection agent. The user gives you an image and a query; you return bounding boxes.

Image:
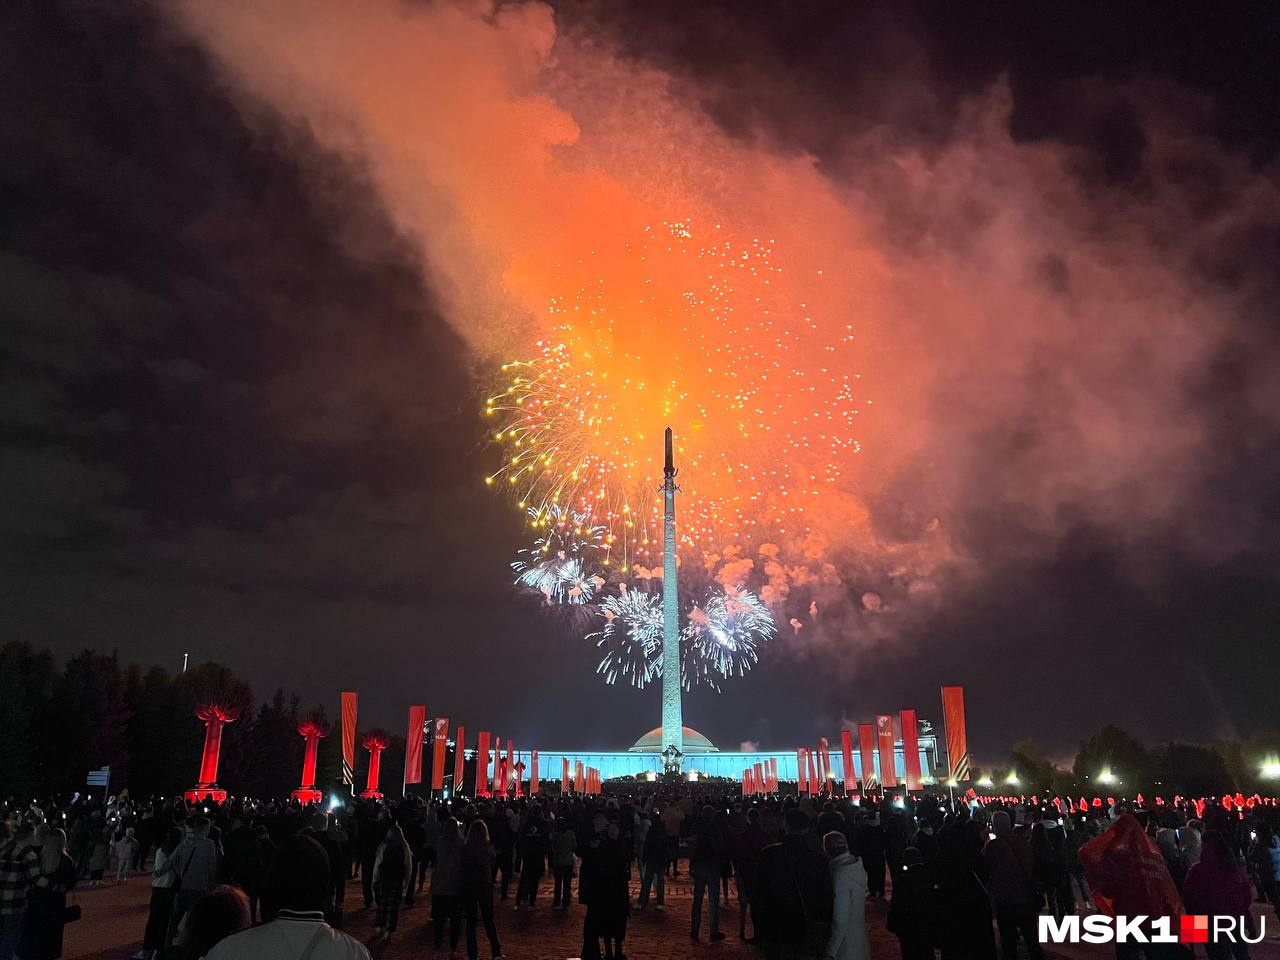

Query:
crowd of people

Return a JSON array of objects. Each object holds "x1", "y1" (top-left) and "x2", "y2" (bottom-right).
[{"x1": 2, "y1": 785, "x2": 1279, "y2": 960}]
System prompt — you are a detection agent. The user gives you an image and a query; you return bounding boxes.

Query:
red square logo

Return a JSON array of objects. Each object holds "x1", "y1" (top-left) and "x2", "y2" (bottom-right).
[{"x1": 1180, "y1": 915, "x2": 1209, "y2": 944}]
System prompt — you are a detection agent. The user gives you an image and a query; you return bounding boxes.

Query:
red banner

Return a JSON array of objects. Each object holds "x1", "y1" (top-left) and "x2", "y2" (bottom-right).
[
  {"x1": 404, "y1": 705, "x2": 426, "y2": 785},
  {"x1": 941, "y1": 685, "x2": 971, "y2": 781},
  {"x1": 453, "y1": 726, "x2": 466, "y2": 793},
  {"x1": 530, "y1": 750, "x2": 539, "y2": 794},
  {"x1": 562, "y1": 756, "x2": 571, "y2": 793},
  {"x1": 841, "y1": 730, "x2": 855, "y2": 793},
  {"x1": 430, "y1": 718, "x2": 449, "y2": 790},
  {"x1": 753, "y1": 762, "x2": 764, "y2": 795},
  {"x1": 796, "y1": 748, "x2": 807, "y2": 792},
  {"x1": 858, "y1": 723, "x2": 877, "y2": 791},
  {"x1": 341, "y1": 692, "x2": 358, "y2": 787},
  {"x1": 476, "y1": 731, "x2": 491, "y2": 796},
  {"x1": 768, "y1": 757, "x2": 778, "y2": 793},
  {"x1": 574, "y1": 760, "x2": 585, "y2": 793},
  {"x1": 876, "y1": 714, "x2": 897, "y2": 788},
  {"x1": 900, "y1": 709, "x2": 922, "y2": 790},
  {"x1": 809, "y1": 747, "x2": 820, "y2": 793}
]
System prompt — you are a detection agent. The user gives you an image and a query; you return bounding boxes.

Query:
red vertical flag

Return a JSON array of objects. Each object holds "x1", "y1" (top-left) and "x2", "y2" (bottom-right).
[
  {"x1": 796, "y1": 749, "x2": 807, "y2": 793},
  {"x1": 476, "y1": 731, "x2": 491, "y2": 796},
  {"x1": 753, "y1": 762, "x2": 764, "y2": 795},
  {"x1": 340, "y1": 692, "x2": 358, "y2": 787},
  {"x1": 562, "y1": 757, "x2": 571, "y2": 793},
  {"x1": 768, "y1": 757, "x2": 778, "y2": 793},
  {"x1": 574, "y1": 760, "x2": 585, "y2": 793},
  {"x1": 808, "y1": 748, "x2": 820, "y2": 793},
  {"x1": 941, "y1": 686, "x2": 971, "y2": 781},
  {"x1": 404, "y1": 705, "x2": 426, "y2": 785},
  {"x1": 430, "y1": 718, "x2": 449, "y2": 790},
  {"x1": 858, "y1": 723, "x2": 878, "y2": 791},
  {"x1": 841, "y1": 730, "x2": 856, "y2": 794},
  {"x1": 900, "y1": 709, "x2": 922, "y2": 790},
  {"x1": 506, "y1": 740, "x2": 515, "y2": 794},
  {"x1": 453, "y1": 726, "x2": 466, "y2": 794},
  {"x1": 876, "y1": 714, "x2": 898, "y2": 788}
]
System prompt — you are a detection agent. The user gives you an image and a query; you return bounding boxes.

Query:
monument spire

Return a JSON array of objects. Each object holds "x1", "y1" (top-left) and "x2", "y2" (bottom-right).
[{"x1": 661, "y1": 427, "x2": 683, "y2": 774}]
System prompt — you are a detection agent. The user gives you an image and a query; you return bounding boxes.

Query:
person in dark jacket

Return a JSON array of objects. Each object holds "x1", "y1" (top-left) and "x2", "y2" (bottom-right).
[
  {"x1": 887, "y1": 847, "x2": 937, "y2": 960},
  {"x1": 300, "y1": 813, "x2": 345, "y2": 928},
  {"x1": 17, "y1": 827, "x2": 77, "y2": 960},
  {"x1": 983, "y1": 812, "x2": 1043, "y2": 960},
  {"x1": 636, "y1": 817, "x2": 667, "y2": 911},
  {"x1": 853, "y1": 814, "x2": 887, "y2": 899},
  {"x1": 578, "y1": 811, "x2": 630, "y2": 960},
  {"x1": 934, "y1": 818, "x2": 996, "y2": 960},
  {"x1": 735, "y1": 808, "x2": 772, "y2": 940},
  {"x1": 431, "y1": 817, "x2": 464, "y2": 955},
  {"x1": 751, "y1": 808, "x2": 834, "y2": 960},
  {"x1": 514, "y1": 808, "x2": 549, "y2": 910},
  {"x1": 690, "y1": 805, "x2": 727, "y2": 942},
  {"x1": 221, "y1": 816, "x2": 264, "y2": 922},
  {"x1": 1031, "y1": 817, "x2": 1071, "y2": 921},
  {"x1": 1183, "y1": 831, "x2": 1253, "y2": 960},
  {"x1": 461, "y1": 820, "x2": 504, "y2": 960}
]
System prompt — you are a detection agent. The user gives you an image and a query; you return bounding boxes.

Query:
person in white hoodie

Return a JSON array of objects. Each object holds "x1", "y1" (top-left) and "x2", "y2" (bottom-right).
[{"x1": 823, "y1": 831, "x2": 870, "y2": 960}]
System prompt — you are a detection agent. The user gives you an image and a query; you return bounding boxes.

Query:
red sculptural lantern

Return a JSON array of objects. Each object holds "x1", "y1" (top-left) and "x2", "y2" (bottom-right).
[
  {"x1": 292, "y1": 715, "x2": 330, "y2": 805},
  {"x1": 361, "y1": 729, "x2": 391, "y2": 799},
  {"x1": 185, "y1": 702, "x2": 242, "y2": 804}
]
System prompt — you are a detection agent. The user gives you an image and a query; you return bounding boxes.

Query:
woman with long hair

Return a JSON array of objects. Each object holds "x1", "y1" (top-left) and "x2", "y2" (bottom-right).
[
  {"x1": 461, "y1": 819, "x2": 504, "y2": 960},
  {"x1": 134, "y1": 826, "x2": 183, "y2": 960},
  {"x1": 17, "y1": 827, "x2": 77, "y2": 960},
  {"x1": 372, "y1": 823, "x2": 411, "y2": 943}
]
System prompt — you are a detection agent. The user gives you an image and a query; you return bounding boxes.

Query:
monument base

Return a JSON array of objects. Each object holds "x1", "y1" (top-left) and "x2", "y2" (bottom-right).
[
  {"x1": 359, "y1": 789, "x2": 383, "y2": 800},
  {"x1": 291, "y1": 788, "x2": 323, "y2": 804},
  {"x1": 184, "y1": 785, "x2": 228, "y2": 805}
]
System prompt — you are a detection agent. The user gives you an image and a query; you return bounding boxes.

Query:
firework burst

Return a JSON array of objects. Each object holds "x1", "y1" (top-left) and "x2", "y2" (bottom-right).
[
  {"x1": 683, "y1": 585, "x2": 775, "y2": 681},
  {"x1": 486, "y1": 221, "x2": 862, "y2": 565},
  {"x1": 511, "y1": 504, "x2": 608, "y2": 604},
  {"x1": 588, "y1": 584, "x2": 663, "y2": 687},
  {"x1": 585, "y1": 582, "x2": 775, "y2": 692}
]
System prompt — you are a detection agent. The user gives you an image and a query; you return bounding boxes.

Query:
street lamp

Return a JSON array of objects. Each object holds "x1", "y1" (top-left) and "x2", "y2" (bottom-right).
[
  {"x1": 1260, "y1": 759, "x2": 1280, "y2": 780},
  {"x1": 1097, "y1": 768, "x2": 1118, "y2": 786}
]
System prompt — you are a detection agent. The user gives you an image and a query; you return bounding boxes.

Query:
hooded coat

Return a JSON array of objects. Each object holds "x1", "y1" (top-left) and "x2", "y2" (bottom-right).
[{"x1": 826, "y1": 851, "x2": 871, "y2": 960}]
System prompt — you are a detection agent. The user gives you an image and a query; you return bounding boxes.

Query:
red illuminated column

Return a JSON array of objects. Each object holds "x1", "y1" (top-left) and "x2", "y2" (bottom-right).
[
  {"x1": 197, "y1": 706, "x2": 231, "y2": 785},
  {"x1": 506, "y1": 740, "x2": 515, "y2": 793},
  {"x1": 514, "y1": 758, "x2": 526, "y2": 798},
  {"x1": 530, "y1": 750, "x2": 540, "y2": 795},
  {"x1": 496, "y1": 753, "x2": 509, "y2": 798},
  {"x1": 361, "y1": 730, "x2": 390, "y2": 799},
  {"x1": 292, "y1": 715, "x2": 329, "y2": 804}
]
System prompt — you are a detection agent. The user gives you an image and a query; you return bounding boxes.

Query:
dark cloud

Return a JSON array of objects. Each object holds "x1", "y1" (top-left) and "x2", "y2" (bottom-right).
[{"x1": 3, "y1": 0, "x2": 1279, "y2": 763}]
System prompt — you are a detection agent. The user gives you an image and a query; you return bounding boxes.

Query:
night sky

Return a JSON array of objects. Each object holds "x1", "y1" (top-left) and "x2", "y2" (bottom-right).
[{"x1": 3, "y1": 1, "x2": 1279, "y2": 764}]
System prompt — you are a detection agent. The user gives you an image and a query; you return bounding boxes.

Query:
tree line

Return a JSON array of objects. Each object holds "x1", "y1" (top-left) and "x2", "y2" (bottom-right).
[{"x1": 0, "y1": 642, "x2": 405, "y2": 802}]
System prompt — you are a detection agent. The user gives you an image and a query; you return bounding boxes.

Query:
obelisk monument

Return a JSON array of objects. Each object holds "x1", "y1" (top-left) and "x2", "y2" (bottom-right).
[{"x1": 660, "y1": 427, "x2": 683, "y2": 774}]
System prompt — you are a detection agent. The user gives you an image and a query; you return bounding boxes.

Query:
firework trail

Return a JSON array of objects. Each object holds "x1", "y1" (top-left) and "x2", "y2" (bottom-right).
[
  {"x1": 486, "y1": 221, "x2": 862, "y2": 566},
  {"x1": 511, "y1": 504, "x2": 608, "y2": 605}
]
